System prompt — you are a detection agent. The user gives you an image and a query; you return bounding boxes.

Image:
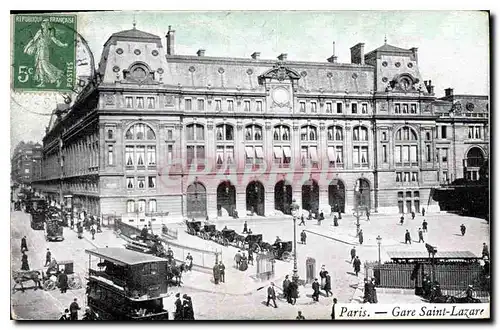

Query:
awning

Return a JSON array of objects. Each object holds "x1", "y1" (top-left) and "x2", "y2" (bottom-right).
[
  {"x1": 255, "y1": 146, "x2": 264, "y2": 159},
  {"x1": 273, "y1": 147, "x2": 282, "y2": 158},
  {"x1": 309, "y1": 147, "x2": 318, "y2": 162},
  {"x1": 283, "y1": 146, "x2": 291, "y2": 158},
  {"x1": 245, "y1": 147, "x2": 254, "y2": 158},
  {"x1": 327, "y1": 147, "x2": 335, "y2": 161}
]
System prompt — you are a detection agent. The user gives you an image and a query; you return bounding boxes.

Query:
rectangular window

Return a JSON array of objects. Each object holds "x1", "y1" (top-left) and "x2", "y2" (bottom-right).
[
  {"x1": 245, "y1": 146, "x2": 254, "y2": 165},
  {"x1": 404, "y1": 172, "x2": 410, "y2": 182},
  {"x1": 396, "y1": 172, "x2": 402, "y2": 182},
  {"x1": 426, "y1": 145, "x2": 431, "y2": 162},
  {"x1": 327, "y1": 146, "x2": 335, "y2": 167},
  {"x1": 126, "y1": 177, "x2": 134, "y2": 189},
  {"x1": 442, "y1": 148, "x2": 448, "y2": 163},
  {"x1": 395, "y1": 146, "x2": 402, "y2": 163},
  {"x1": 136, "y1": 146, "x2": 145, "y2": 166},
  {"x1": 402, "y1": 146, "x2": 410, "y2": 162},
  {"x1": 326, "y1": 103, "x2": 332, "y2": 113},
  {"x1": 148, "y1": 176, "x2": 156, "y2": 188},
  {"x1": 311, "y1": 102, "x2": 317, "y2": 113},
  {"x1": 410, "y1": 145, "x2": 418, "y2": 163},
  {"x1": 227, "y1": 100, "x2": 234, "y2": 111},
  {"x1": 361, "y1": 103, "x2": 368, "y2": 114},
  {"x1": 256, "y1": 101, "x2": 262, "y2": 112},
  {"x1": 300, "y1": 102, "x2": 306, "y2": 113},
  {"x1": 167, "y1": 129, "x2": 173, "y2": 140},
  {"x1": 137, "y1": 200, "x2": 146, "y2": 213},
  {"x1": 147, "y1": 146, "x2": 156, "y2": 165},
  {"x1": 137, "y1": 177, "x2": 145, "y2": 189},
  {"x1": 382, "y1": 145, "x2": 387, "y2": 163},
  {"x1": 215, "y1": 100, "x2": 222, "y2": 111},
  {"x1": 196, "y1": 146, "x2": 205, "y2": 162},
  {"x1": 216, "y1": 146, "x2": 224, "y2": 165},
  {"x1": 197, "y1": 99, "x2": 205, "y2": 111},
  {"x1": 186, "y1": 146, "x2": 194, "y2": 165},
  {"x1": 353, "y1": 147, "x2": 360, "y2": 165},
  {"x1": 395, "y1": 103, "x2": 401, "y2": 114},
  {"x1": 361, "y1": 146, "x2": 368, "y2": 165},
  {"x1": 244, "y1": 100, "x2": 250, "y2": 112},
  {"x1": 443, "y1": 171, "x2": 449, "y2": 183},
  {"x1": 476, "y1": 127, "x2": 481, "y2": 139},
  {"x1": 441, "y1": 126, "x2": 447, "y2": 139},
  {"x1": 127, "y1": 200, "x2": 135, "y2": 213},
  {"x1": 167, "y1": 145, "x2": 173, "y2": 164},
  {"x1": 410, "y1": 104, "x2": 417, "y2": 114},
  {"x1": 226, "y1": 146, "x2": 234, "y2": 164},
  {"x1": 148, "y1": 200, "x2": 157, "y2": 213},
  {"x1": 468, "y1": 127, "x2": 474, "y2": 139},
  {"x1": 411, "y1": 172, "x2": 418, "y2": 182},
  {"x1": 137, "y1": 97, "x2": 144, "y2": 109},
  {"x1": 125, "y1": 146, "x2": 134, "y2": 166},
  {"x1": 108, "y1": 145, "x2": 113, "y2": 165},
  {"x1": 336, "y1": 102, "x2": 343, "y2": 114},
  {"x1": 147, "y1": 97, "x2": 155, "y2": 109},
  {"x1": 402, "y1": 104, "x2": 408, "y2": 114},
  {"x1": 126, "y1": 97, "x2": 133, "y2": 108},
  {"x1": 185, "y1": 99, "x2": 192, "y2": 111},
  {"x1": 351, "y1": 103, "x2": 358, "y2": 114}
]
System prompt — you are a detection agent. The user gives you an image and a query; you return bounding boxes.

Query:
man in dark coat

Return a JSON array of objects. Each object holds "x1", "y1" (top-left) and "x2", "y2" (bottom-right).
[
  {"x1": 319, "y1": 265, "x2": 327, "y2": 290},
  {"x1": 243, "y1": 221, "x2": 248, "y2": 233},
  {"x1": 460, "y1": 224, "x2": 466, "y2": 236},
  {"x1": 350, "y1": 247, "x2": 357, "y2": 263},
  {"x1": 422, "y1": 219, "x2": 428, "y2": 232},
  {"x1": 234, "y1": 251, "x2": 242, "y2": 269},
  {"x1": 363, "y1": 278, "x2": 372, "y2": 303},
  {"x1": 312, "y1": 278, "x2": 320, "y2": 301},
  {"x1": 45, "y1": 248, "x2": 51, "y2": 267},
  {"x1": 405, "y1": 230, "x2": 412, "y2": 244},
  {"x1": 182, "y1": 295, "x2": 194, "y2": 320},
  {"x1": 353, "y1": 256, "x2": 361, "y2": 276},
  {"x1": 58, "y1": 272, "x2": 68, "y2": 293},
  {"x1": 358, "y1": 229, "x2": 364, "y2": 245},
  {"x1": 299, "y1": 214, "x2": 305, "y2": 226},
  {"x1": 288, "y1": 280, "x2": 298, "y2": 305},
  {"x1": 21, "y1": 251, "x2": 30, "y2": 271},
  {"x1": 300, "y1": 230, "x2": 307, "y2": 244},
  {"x1": 422, "y1": 208, "x2": 425, "y2": 217},
  {"x1": 324, "y1": 272, "x2": 333, "y2": 297},
  {"x1": 331, "y1": 298, "x2": 338, "y2": 320},
  {"x1": 77, "y1": 224, "x2": 84, "y2": 239},
  {"x1": 140, "y1": 225, "x2": 149, "y2": 241},
  {"x1": 482, "y1": 243, "x2": 489, "y2": 259},
  {"x1": 296, "y1": 311, "x2": 305, "y2": 320},
  {"x1": 266, "y1": 283, "x2": 278, "y2": 308},
  {"x1": 282, "y1": 275, "x2": 290, "y2": 303},
  {"x1": 418, "y1": 228, "x2": 425, "y2": 243},
  {"x1": 21, "y1": 236, "x2": 28, "y2": 252},
  {"x1": 248, "y1": 249, "x2": 254, "y2": 265},
  {"x1": 174, "y1": 293, "x2": 183, "y2": 320},
  {"x1": 371, "y1": 278, "x2": 378, "y2": 303},
  {"x1": 333, "y1": 215, "x2": 339, "y2": 226},
  {"x1": 218, "y1": 261, "x2": 225, "y2": 283},
  {"x1": 411, "y1": 211, "x2": 416, "y2": 220},
  {"x1": 69, "y1": 298, "x2": 80, "y2": 320},
  {"x1": 212, "y1": 263, "x2": 220, "y2": 284}
]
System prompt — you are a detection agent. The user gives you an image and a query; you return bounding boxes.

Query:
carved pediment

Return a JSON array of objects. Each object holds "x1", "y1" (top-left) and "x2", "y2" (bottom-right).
[{"x1": 258, "y1": 62, "x2": 301, "y2": 85}]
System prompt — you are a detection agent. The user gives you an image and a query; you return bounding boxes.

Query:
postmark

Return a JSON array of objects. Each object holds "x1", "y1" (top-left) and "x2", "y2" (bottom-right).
[{"x1": 13, "y1": 14, "x2": 77, "y2": 92}]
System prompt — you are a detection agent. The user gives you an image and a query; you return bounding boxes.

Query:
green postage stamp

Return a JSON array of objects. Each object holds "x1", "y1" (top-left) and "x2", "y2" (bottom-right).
[{"x1": 12, "y1": 14, "x2": 77, "y2": 92}]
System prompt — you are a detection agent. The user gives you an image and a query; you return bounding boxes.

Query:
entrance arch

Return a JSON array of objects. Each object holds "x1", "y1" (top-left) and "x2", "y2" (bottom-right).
[
  {"x1": 329, "y1": 179, "x2": 345, "y2": 213},
  {"x1": 274, "y1": 180, "x2": 292, "y2": 215},
  {"x1": 466, "y1": 147, "x2": 485, "y2": 181},
  {"x1": 354, "y1": 178, "x2": 371, "y2": 211},
  {"x1": 217, "y1": 181, "x2": 236, "y2": 217},
  {"x1": 246, "y1": 181, "x2": 265, "y2": 216},
  {"x1": 302, "y1": 179, "x2": 319, "y2": 212},
  {"x1": 186, "y1": 182, "x2": 207, "y2": 218}
]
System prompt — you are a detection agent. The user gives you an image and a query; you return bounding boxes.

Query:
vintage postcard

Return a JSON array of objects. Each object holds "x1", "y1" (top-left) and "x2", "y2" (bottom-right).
[{"x1": 10, "y1": 10, "x2": 490, "y2": 321}]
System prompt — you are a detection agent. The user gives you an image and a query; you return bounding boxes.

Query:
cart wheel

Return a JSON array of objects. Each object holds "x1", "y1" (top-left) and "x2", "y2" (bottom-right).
[
  {"x1": 223, "y1": 238, "x2": 229, "y2": 247},
  {"x1": 282, "y1": 251, "x2": 291, "y2": 261},
  {"x1": 43, "y1": 280, "x2": 56, "y2": 291},
  {"x1": 68, "y1": 275, "x2": 82, "y2": 290},
  {"x1": 252, "y1": 243, "x2": 261, "y2": 253}
]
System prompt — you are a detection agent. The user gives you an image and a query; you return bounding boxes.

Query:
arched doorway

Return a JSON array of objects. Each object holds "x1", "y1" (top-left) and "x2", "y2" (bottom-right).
[
  {"x1": 217, "y1": 181, "x2": 236, "y2": 217},
  {"x1": 246, "y1": 181, "x2": 265, "y2": 216},
  {"x1": 328, "y1": 179, "x2": 345, "y2": 213},
  {"x1": 275, "y1": 180, "x2": 292, "y2": 215},
  {"x1": 465, "y1": 147, "x2": 485, "y2": 181},
  {"x1": 354, "y1": 178, "x2": 371, "y2": 211},
  {"x1": 302, "y1": 179, "x2": 319, "y2": 213},
  {"x1": 186, "y1": 182, "x2": 207, "y2": 218}
]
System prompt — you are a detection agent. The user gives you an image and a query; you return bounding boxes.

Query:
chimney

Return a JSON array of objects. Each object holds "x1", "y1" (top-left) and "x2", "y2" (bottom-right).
[
  {"x1": 445, "y1": 88, "x2": 454, "y2": 97},
  {"x1": 251, "y1": 52, "x2": 260, "y2": 60},
  {"x1": 277, "y1": 53, "x2": 288, "y2": 61},
  {"x1": 327, "y1": 41, "x2": 338, "y2": 63},
  {"x1": 197, "y1": 49, "x2": 206, "y2": 57},
  {"x1": 350, "y1": 43, "x2": 365, "y2": 65},
  {"x1": 410, "y1": 47, "x2": 418, "y2": 62},
  {"x1": 166, "y1": 25, "x2": 175, "y2": 55}
]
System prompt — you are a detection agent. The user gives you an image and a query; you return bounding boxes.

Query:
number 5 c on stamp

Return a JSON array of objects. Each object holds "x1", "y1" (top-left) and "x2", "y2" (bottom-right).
[{"x1": 12, "y1": 14, "x2": 76, "y2": 92}]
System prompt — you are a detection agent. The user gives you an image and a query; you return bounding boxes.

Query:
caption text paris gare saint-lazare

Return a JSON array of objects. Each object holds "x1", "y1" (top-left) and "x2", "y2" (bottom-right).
[{"x1": 337, "y1": 305, "x2": 487, "y2": 319}]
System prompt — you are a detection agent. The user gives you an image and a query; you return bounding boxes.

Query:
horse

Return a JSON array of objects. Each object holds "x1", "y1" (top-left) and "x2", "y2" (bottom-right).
[
  {"x1": 12, "y1": 270, "x2": 42, "y2": 293},
  {"x1": 166, "y1": 263, "x2": 185, "y2": 287}
]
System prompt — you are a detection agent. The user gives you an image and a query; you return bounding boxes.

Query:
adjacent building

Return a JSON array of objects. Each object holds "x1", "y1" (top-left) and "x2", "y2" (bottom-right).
[
  {"x1": 32, "y1": 26, "x2": 489, "y2": 221},
  {"x1": 11, "y1": 141, "x2": 43, "y2": 186}
]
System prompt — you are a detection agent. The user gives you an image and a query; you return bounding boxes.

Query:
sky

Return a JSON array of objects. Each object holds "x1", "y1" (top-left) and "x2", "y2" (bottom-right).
[{"x1": 10, "y1": 10, "x2": 490, "y2": 154}]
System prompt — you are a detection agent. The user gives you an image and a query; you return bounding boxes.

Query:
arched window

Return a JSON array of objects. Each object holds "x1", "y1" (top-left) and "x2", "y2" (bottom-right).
[
  {"x1": 327, "y1": 126, "x2": 344, "y2": 168},
  {"x1": 126, "y1": 200, "x2": 135, "y2": 213},
  {"x1": 353, "y1": 126, "x2": 368, "y2": 141},
  {"x1": 300, "y1": 125, "x2": 317, "y2": 141},
  {"x1": 273, "y1": 125, "x2": 290, "y2": 141},
  {"x1": 353, "y1": 126, "x2": 369, "y2": 167},
  {"x1": 124, "y1": 123, "x2": 157, "y2": 170},
  {"x1": 216, "y1": 124, "x2": 234, "y2": 168},
  {"x1": 396, "y1": 126, "x2": 417, "y2": 141},
  {"x1": 394, "y1": 126, "x2": 419, "y2": 167},
  {"x1": 300, "y1": 125, "x2": 319, "y2": 168},
  {"x1": 186, "y1": 124, "x2": 206, "y2": 166},
  {"x1": 245, "y1": 125, "x2": 263, "y2": 141},
  {"x1": 327, "y1": 126, "x2": 343, "y2": 141},
  {"x1": 245, "y1": 125, "x2": 264, "y2": 167},
  {"x1": 216, "y1": 124, "x2": 234, "y2": 141},
  {"x1": 274, "y1": 125, "x2": 292, "y2": 168}
]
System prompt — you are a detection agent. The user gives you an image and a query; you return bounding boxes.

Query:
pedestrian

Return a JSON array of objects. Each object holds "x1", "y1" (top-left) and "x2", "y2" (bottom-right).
[
  {"x1": 358, "y1": 229, "x2": 364, "y2": 245},
  {"x1": 366, "y1": 210, "x2": 370, "y2": 222},
  {"x1": 219, "y1": 261, "x2": 225, "y2": 283},
  {"x1": 331, "y1": 298, "x2": 338, "y2": 320},
  {"x1": 58, "y1": 271, "x2": 68, "y2": 293},
  {"x1": 422, "y1": 207, "x2": 426, "y2": 217},
  {"x1": 266, "y1": 282, "x2": 278, "y2": 308},
  {"x1": 460, "y1": 224, "x2": 466, "y2": 236},
  {"x1": 140, "y1": 225, "x2": 149, "y2": 241},
  {"x1": 333, "y1": 215, "x2": 339, "y2": 227},
  {"x1": 96, "y1": 219, "x2": 102, "y2": 233},
  {"x1": 371, "y1": 278, "x2": 378, "y2": 303},
  {"x1": 482, "y1": 243, "x2": 489, "y2": 259},
  {"x1": 363, "y1": 278, "x2": 372, "y2": 303},
  {"x1": 296, "y1": 311, "x2": 305, "y2": 320},
  {"x1": 69, "y1": 298, "x2": 80, "y2": 320},
  {"x1": 45, "y1": 248, "x2": 51, "y2": 267},
  {"x1": 338, "y1": 211, "x2": 342, "y2": 220},
  {"x1": 243, "y1": 221, "x2": 248, "y2": 234},
  {"x1": 312, "y1": 278, "x2": 320, "y2": 301},
  {"x1": 422, "y1": 219, "x2": 428, "y2": 233},
  {"x1": 400, "y1": 215, "x2": 404, "y2": 225},
  {"x1": 418, "y1": 228, "x2": 424, "y2": 243},
  {"x1": 324, "y1": 272, "x2": 333, "y2": 297},
  {"x1": 300, "y1": 230, "x2": 307, "y2": 244},
  {"x1": 405, "y1": 230, "x2": 412, "y2": 244},
  {"x1": 234, "y1": 250, "x2": 242, "y2": 269},
  {"x1": 77, "y1": 224, "x2": 83, "y2": 239},
  {"x1": 353, "y1": 256, "x2": 361, "y2": 276},
  {"x1": 91, "y1": 224, "x2": 96, "y2": 240},
  {"x1": 350, "y1": 246, "x2": 356, "y2": 263},
  {"x1": 21, "y1": 251, "x2": 30, "y2": 271},
  {"x1": 288, "y1": 280, "x2": 298, "y2": 305},
  {"x1": 21, "y1": 236, "x2": 28, "y2": 252},
  {"x1": 319, "y1": 265, "x2": 327, "y2": 290},
  {"x1": 318, "y1": 211, "x2": 325, "y2": 225},
  {"x1": 282, "y1": 275, "x2": 290, "y2": 303},
  {"x1": 174, "y1": 293, "x2": 183, "y2": 320},
  {"x1": 183, "y1": 295, "x2": 194, "y2": 320},
  {"x1": 411, "y1": 211, "x2": 416, "y2": 220},
  {"x1": 186, "y1": 253, "x2": 193, "y2": 271},
  {"x1": 240, "y1": 253, "x2": 248, "y2": 271},
  {"x1": 59, "y1": 309, "x2": 70, "y2": 320},
  {"x1": 70, "y1": 217, "x2": 74, "y2": 229},
  {"x1": 299, "y1": 214, "x2": 305, "y2": 226},
  {"x1": 248, "y1": 249, "x2": 254, "y2": 265},
  {"x1": 212, "y1": 262, "x2": 220, "y2": 285}
]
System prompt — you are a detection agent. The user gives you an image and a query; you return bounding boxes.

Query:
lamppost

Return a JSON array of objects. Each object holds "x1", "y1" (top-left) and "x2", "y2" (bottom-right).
[
  {"x1": 376, "y1": 235, "x2": 382, "y2": 264},
  {"x1": 353, "y1": 181, "x2": 362, "y2": 237},
  {"x1": 290, "y1": 199, "x2": 300, "y2": 283}
]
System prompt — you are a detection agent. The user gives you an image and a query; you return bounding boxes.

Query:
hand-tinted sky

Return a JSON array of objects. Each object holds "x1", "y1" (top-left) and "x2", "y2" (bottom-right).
[{"x1": 10, "y1": 10, "x2": 489, "y2": 153}]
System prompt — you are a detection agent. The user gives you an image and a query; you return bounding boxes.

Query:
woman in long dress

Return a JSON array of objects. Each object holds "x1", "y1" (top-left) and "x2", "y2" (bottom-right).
[{"x1": 23, "y1": 19, "x2": 68, "y2": 87}]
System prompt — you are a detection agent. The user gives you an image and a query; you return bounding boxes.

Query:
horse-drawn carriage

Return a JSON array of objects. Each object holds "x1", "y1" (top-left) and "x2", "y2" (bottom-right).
[
  {"x1": 185, "y1": 220, "x2": 202, "y2": 236},
  {"x1": 243, "y1": 234, "x2": 264, "y2": 252},
  {"x1": 215, "y1": 228, "x2": 238, "y2": 246},
  {"x1": 269, "y1": 241, "x2": 293, "y2": 261},
  {"x1": 199, "y1": 223, "x2": 217, "y2": 240}
]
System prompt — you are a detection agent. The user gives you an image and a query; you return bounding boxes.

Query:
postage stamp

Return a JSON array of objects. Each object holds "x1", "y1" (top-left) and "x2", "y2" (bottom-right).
[{"x1": 12, "y1": 14, "x2": 77, "y2": 92}]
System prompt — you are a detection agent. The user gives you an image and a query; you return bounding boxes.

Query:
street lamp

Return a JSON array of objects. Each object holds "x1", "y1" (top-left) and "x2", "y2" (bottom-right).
[
  {"x1": 353, "y1": 181, "x2": 362, "y2": 237},
  {"x1": 290, "y1": 199, "x2": 300, "y2": 283},
  {"x1": 376, "y1": 235, "x2": 382, "y2": 264}
]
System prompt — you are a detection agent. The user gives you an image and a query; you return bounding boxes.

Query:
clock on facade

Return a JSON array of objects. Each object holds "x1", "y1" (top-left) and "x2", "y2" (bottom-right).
[{"x1": 272, "y1": 87, "x2": 290, "y2": 106}]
